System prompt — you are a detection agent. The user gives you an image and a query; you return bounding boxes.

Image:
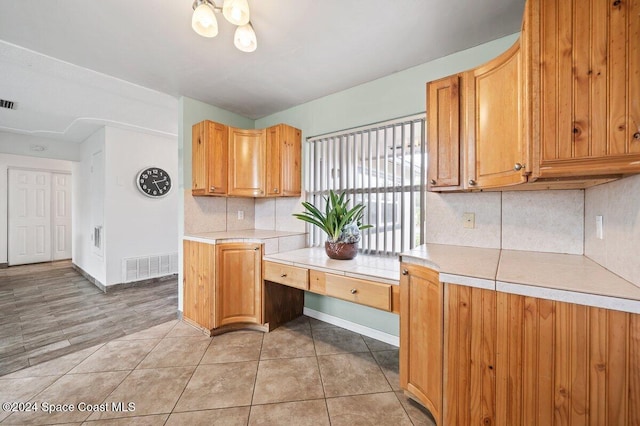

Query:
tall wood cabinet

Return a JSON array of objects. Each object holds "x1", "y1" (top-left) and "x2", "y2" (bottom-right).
[
  {"x1": 183, "y1": 240, "x2": 264, "y2": 334},
  {"x1": 400, "y1": 262, "x2": 640, "y2": 426},
  {"x1": 191, "y1": 121, "x2": 301, "y2": 197}
]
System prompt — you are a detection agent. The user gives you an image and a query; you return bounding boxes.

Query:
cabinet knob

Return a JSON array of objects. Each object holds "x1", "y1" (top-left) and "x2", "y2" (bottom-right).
[
  {"x1": 468, "y1": 179, "x2": 477, "y2": 186},
  {"x1": 210, "y1": 186, "x2": 216, "y2": 191},
  {"x1": 513, "y1": 163, "x2": 524, "y2": 171},
  {"x1": 280, "y1": 273, "x2": 287, "y2": 278},
  {"x1": 350, "y1": 288, "x2": 358, "y2": 294},
  {"x1": 402, "y1": 269, "x2": 408, "y2": 275},
  {"x1": 273, "y1": 188, "x2": 279, "y2": 193},
  {"x1": 633, "y1": 132, "x2": 640, "y2": 140},
  {"x1": 429, "y1": 179, "x2": 436, "y2": 185}
]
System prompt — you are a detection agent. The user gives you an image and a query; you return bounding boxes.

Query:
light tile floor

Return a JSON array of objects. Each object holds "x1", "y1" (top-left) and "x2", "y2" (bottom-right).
[{"x1": 0, "y1": 316, "x2": 436, "y2": 425}]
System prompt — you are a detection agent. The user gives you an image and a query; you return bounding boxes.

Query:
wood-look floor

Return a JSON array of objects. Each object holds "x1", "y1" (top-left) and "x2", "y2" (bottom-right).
[{"x1": 0, "y1": 260, "x2": 178, "y2": 376}]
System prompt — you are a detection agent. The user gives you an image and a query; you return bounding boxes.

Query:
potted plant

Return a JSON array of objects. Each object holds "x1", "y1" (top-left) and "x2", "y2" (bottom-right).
[{"x1": 293, "y1": 190, "x2": 373, "y2": 260}]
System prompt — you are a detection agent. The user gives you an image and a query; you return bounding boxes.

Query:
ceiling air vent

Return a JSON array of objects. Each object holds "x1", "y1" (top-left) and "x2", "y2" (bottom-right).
[{"x1": 0, "y1": 99, "x2": 16, "y2": 110}]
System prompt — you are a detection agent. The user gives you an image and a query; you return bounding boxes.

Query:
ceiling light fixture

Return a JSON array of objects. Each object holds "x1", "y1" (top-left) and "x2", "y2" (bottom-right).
[{"x1": 191, "y1": 0, "x2": 257, "y2": 53}]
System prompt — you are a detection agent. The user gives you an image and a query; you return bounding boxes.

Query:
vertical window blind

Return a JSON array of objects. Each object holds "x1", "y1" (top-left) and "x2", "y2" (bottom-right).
[{"x1": 306, "y1": 114, "x2": 426, "y2": 256}]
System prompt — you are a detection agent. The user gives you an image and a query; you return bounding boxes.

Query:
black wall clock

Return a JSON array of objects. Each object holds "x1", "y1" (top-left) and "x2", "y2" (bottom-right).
[{"x1": 136, "y1": 167, "x2": 172, "y2": 198}]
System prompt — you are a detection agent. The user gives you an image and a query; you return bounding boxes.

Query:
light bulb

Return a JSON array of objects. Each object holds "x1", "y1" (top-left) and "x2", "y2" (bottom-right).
[
  {"x1": 192, "y1": 2, "x2": 218, "y2": 37},
  {"x1": 223, "y1": 0, "x2": 250, "y2": 26},
  {"x1": 234, "y1": 22, "x2": 257, "y2": 52}
]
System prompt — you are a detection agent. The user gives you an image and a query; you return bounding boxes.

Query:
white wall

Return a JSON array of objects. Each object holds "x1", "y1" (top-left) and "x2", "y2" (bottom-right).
[
  {"x1": 0, "y1": 153, "x2": 73, "y2": 265},
  {"x1": 0, "y1": 131, "x2": 80, "y2": 161},
  {"x1": 72, "y1": 128, "x2": 106, "y2": 283},
  {"x1": 585, "y1": 174, "x2": 640, "y2": 287},
  {"x1": 104, "y1": 126, "x2": 178, "y2": 285}
]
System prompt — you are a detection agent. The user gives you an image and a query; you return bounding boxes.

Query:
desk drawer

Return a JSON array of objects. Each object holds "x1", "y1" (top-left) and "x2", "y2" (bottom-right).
[
  {"x1": 309, "y1": 270, "x2": 392, "y2": 311},
  {"x1": 264, "y1": 261, "x2": 309, "y2": 290}
]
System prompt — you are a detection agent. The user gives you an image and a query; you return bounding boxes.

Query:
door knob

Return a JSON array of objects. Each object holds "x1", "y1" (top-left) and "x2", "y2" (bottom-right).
[
  {"x1": 210, "y1": 186, "x2": 216, "y2": 191},
  {"x1": 429, "y1": 179, "x2": 436, "y2": 185},
  {"x1": 402, "y1": 269, "x2": 408, "y2": 275},
  {"x1": 468, "y1": 179, "x2": 477, "y2": 186}
]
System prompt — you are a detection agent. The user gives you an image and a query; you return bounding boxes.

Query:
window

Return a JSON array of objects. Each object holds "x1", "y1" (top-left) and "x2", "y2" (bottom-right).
[{"x1": 306, "y1": 114, "x2": 426, "y2": 255}]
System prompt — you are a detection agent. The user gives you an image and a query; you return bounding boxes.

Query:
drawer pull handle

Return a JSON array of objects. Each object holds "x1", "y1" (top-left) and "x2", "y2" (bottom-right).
[
  {"x1": 350, "y1": 288, "x2": 357, "y2": 294},
  {"x1": 402, "y1": 269, "x2": 408, "y2": 275},
  {"x1": 280, "y1": 273, "x2": 287, "y2": 278},
  {"x1": 210, "y1": 186, "x2": 216, "y2": 191}
]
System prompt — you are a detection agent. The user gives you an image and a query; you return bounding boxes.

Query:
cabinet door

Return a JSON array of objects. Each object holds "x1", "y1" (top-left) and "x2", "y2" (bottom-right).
[
  {"x1": 192, "y1": 120, "x2": 228, "y2": 196},
  {"x1": 215, "y1": 243, "x2": 262, "y2": 326},
  {"x1": 183, "y1": 240, "x2": 216, "y2": 330},
  {"x1": 400, "y1": 263, "x2": 443, "y2": 425},
  {"x1": 466, "y1": 43, "x2": 528, "y2": 189},
  {"x1": 443, "y1": 284, "x2": 496, "y2": 426},
  {"x1": 281, "y1": 125, "x2": 301, "y2": 196},
  {"x1": 531, "y1": 0, "x2": 640, "y2": 178},
  {"x1": 496, "y1": 292, "x2": 640, "y2": 425},
  {"x1": 228, "y1": 128, "x2": 265, "y2": 197},
  {"x1": 265, "y1": 125, "x2": 281, "y2": 196},
  {"x1": 266, "y1": 124, "x2": 301, "y2": 197},
  {"x1": 427, "y1": 75, "x2": 462, "y2": 190}
]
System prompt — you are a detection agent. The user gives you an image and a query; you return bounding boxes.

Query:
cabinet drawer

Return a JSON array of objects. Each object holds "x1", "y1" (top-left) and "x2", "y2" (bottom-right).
[
  {"x1": 263, "y1": 261, "x2": 309, "y2": 290},
  {"x1": 310, "y1": 270, "x2": 392, "y2": 311}
]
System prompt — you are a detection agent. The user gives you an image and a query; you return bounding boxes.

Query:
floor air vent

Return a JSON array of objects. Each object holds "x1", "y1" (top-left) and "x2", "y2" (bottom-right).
[
  {"x1": 122, "y1": 252, "x2": 178, "y2": 283},
  {"x1": 0, "y1": 99, "x2": 16, "y2": 110}
]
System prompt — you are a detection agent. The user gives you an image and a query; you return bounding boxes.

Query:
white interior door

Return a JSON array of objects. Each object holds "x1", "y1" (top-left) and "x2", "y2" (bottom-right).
[
  {"x1": 52, "y1": 172, "x2": 72, "y2": 261},
  {"x1": 8, "y1": 169, "x2": 52, "y2": 265}
]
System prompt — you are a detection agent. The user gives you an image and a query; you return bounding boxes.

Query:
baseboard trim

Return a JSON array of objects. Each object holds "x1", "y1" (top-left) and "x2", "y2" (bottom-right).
[
  {"x1": 72, "y1": 263, "x2": 177, "y2": 293},
  {"x1": 303, "y1": 307, "x2": 399, "y2": 347},
  {"x1": 0, "y1": 263, "x2": 7, "y2": 269}
]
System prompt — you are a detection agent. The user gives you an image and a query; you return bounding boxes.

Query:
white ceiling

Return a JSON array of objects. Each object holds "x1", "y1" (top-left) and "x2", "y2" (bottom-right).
[{"x1": 0, "y1": 0, "x2": 524, "y2": 143}]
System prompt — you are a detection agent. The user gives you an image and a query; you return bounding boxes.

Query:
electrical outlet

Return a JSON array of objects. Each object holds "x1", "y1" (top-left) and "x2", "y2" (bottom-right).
[
  {"x1": 463, "y1": 212, "x2": 475, "y2": 229},
  {"x1": 596, "y1": 215, "x2": 603, "y2": 239},
  {"x1": 237, "y1": 210, "x2": 244, "y2": 220}
]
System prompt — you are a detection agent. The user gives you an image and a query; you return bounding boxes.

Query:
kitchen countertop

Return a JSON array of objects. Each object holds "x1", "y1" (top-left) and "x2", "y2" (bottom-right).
[
  {"x1": 184, "y1": 229, "x2": 306, "y2": 244},
  {"x1": 401, "y1": 243, "x2": 640, "y2": 314}
]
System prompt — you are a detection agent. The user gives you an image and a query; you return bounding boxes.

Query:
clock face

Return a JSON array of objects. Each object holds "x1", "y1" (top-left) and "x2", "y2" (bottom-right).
[{"x1": 137, "y1": 167, "x2": 172, "y2": 198}]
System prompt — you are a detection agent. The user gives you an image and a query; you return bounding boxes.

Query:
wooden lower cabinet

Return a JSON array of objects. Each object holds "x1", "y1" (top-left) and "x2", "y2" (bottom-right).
[
  {"x1": 496, "y1": 292, "x2": 640, "y2": 426},
  {"x1": 183, "y1": 240, "x2": 263, "y2": 334},
  {"x1": 215, "y1": 243, "x2": 262, "y2": 327},
  {"x1": 183, "y1": 240, "x2": 216, "y2": 330},
  {"x1": 400, "y1": 263, "x2": 640, "y2": 426}
]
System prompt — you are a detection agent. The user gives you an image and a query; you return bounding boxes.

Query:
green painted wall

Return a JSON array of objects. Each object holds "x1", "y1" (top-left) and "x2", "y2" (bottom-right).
[{"x1": 178, "y1": 34, "x2": 520, "y2": 335}]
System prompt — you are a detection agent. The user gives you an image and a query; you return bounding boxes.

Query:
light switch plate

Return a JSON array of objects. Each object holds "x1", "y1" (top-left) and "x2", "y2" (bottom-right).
[
  {"x1": 237, "y1": 210, "x2": 244, "y2": 220},
  {"x1": 463, "y1": 212, "x2": 475, "y2": 229}
]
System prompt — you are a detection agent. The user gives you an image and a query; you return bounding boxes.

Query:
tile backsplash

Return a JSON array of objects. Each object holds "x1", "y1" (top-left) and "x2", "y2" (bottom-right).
[
  {"x1": 426, "y1": 189, "x2": 585, "y2": 255},
  {"x1": 184, "y1": 190, "x2": 255, "y2": 234},
  {"x1": 585, "y1": 174, "x2": 640, "y2": 286}
]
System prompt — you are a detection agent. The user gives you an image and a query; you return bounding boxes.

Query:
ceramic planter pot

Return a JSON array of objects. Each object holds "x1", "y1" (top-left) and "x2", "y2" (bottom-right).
[{"x1": 325, "y1": 241, "x2": 358, "y2": 260}]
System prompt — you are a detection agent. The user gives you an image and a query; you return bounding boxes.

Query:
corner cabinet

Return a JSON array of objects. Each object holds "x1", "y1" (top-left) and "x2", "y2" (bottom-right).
[
  {"x1": 183, "y1": 240, "x2": 265, "y2": 335},
  {"x1": 400, "y1": 262, "x2": 640, "y2": 426},
  {"x1": 191, "y1": 120, "x2": 301, "y2": 198}
]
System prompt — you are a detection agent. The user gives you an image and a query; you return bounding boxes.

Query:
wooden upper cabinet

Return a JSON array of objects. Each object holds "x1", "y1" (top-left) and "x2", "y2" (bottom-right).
[
  {"x1": 427, "y1": 75, "x2": 462, "y2": 191},
  {"x1": 266, "y1": 124, "x2": 302, "y2": 197},
  {"x1": 192, "y1": 120, "x2": 228, "y2": 196},
  {"x1": 192, "y1": 121, "x2": 300, "y2": 197},
  {"x1": 228, "y1": 127, "x2": 266, "y2": 197},
  {"x1": 215, "y1": 243, "x2": 262, "y2": 327},
  {"x1": 529, "y1": 0, "x2": 640, "y2": 179},
  {"x1": 466, "y1": 42, "x2": 529, "y2": 189}
]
